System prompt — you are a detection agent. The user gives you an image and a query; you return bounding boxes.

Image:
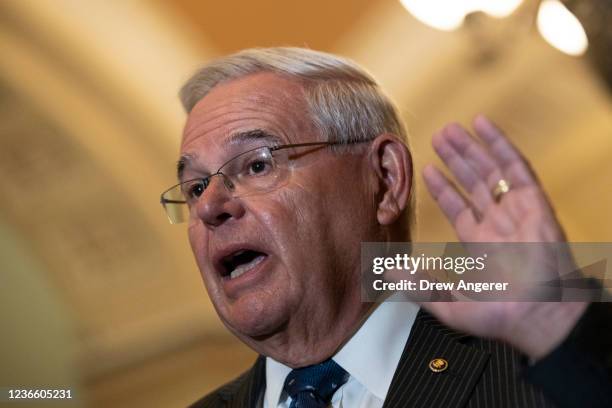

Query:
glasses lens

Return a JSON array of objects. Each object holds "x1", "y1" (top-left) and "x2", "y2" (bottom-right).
[
  {"x1": 161, "y1": 184, "x2": 190, "y2": 224},
  {"x1": 221, "y1": 147, "x2": 287, "y2": 194},
  {"x1": 160, "y1": 146, "x2": 291, "y2": 224}
]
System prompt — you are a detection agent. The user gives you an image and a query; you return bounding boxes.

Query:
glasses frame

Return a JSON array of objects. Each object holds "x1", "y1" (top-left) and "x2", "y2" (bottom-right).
[{"x1": 160, "y1": 140, "x2": 367, "y2": 212}]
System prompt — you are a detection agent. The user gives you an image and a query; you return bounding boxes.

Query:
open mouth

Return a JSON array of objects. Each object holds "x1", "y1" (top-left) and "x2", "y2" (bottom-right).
[{"x1": 219, "y1": 249, "x2": 268, "y2": 280}]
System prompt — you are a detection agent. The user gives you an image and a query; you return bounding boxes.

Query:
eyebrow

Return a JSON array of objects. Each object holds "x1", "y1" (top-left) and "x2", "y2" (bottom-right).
[{"x1": 177, "y1": 129, "x2": 282, "y2": 180}]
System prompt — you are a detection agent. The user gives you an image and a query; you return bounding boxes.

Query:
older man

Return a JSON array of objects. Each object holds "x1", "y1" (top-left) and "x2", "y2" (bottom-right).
[{"x1": 160, "y1": 48, "x2": 611, "y2": 407}]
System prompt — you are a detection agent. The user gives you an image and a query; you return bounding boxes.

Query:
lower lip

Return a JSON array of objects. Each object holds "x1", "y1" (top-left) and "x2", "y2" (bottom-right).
[{"x1": 221, "y1": 255, "x2": 271, "y2": 296}]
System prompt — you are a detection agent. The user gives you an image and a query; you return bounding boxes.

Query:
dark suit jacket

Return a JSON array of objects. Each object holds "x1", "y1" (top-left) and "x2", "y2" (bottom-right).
[{"x1": 190, "y1": 304, "x2": 612, "y2": 408}]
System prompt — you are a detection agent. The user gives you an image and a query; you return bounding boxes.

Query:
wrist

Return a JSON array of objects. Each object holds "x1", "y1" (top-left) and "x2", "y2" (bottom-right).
[{"x1": 504, "y1": 302, "x2": 589, "y2": 361}]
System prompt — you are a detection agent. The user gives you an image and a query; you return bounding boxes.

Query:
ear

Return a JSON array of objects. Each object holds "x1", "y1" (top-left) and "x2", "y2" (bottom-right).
[{"x1": 368, "y1": 134, "x2": 413, "y2": 226}]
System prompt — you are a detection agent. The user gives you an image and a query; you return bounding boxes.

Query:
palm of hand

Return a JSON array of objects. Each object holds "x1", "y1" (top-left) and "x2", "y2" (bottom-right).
[{"x1": 422, "y1": 115, "x2": 569, "y2": 341}]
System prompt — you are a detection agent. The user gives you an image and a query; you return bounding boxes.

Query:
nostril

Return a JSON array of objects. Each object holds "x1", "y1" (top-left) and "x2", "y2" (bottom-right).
[{"x1": 216, "y1": 212, "x2": 232, "y2": 223}]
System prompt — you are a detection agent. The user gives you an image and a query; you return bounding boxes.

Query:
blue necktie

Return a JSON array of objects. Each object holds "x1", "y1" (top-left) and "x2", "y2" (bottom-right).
[{"x1": 283, "y1": 359, "x2": 349, "y2": 408}]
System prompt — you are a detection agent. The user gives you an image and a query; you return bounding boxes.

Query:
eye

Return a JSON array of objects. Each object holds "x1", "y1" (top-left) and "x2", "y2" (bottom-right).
[
  {"x1": 247, "y1": 159, "x2": 272, "y2": 176},
  {"x1": 183, "y1": 179, "x2": 207, "y2": 201},
  {"x1": 190, "y1": 183, "x2": 204, "y2": 198}
]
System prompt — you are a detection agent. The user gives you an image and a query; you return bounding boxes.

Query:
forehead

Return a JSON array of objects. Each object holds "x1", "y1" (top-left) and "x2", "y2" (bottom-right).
[{"x1": 181, "y1": 72, "x2": 314, "y2": 155}]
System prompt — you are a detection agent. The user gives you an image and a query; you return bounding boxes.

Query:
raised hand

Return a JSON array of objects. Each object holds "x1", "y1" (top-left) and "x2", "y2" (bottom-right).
[
  {"x1": 421, "y1": 114, "x2": 587, "y2": 360},
  {"x1": 422, "y1": 115, "x2": 565, "y2": 244}
]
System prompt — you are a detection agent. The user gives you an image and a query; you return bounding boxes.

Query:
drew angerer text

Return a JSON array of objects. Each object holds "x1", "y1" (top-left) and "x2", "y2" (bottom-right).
[{"x1": 372, "y1": 279, "x2": 509, "y2": 293}]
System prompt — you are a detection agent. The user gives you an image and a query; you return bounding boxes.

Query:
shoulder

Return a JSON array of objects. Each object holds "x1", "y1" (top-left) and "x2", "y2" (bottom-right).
[
  {"x1": 400, "y1": 309, "x2": 558, "y2": 407},
  {"x1": 188, "y1": 356, "x2": 266, "y2": 408},
  {"x1": 188, "y1": 371, "x2": 250, "y2": 408}
]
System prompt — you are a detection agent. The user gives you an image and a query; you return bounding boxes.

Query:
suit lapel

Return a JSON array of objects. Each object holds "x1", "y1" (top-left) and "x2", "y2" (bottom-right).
[
  {"x1": 383, "y1": 310, "x2": 490, "y2": 408},
  {"x1": 224, "y1": 355, "x2": 266, "y2": 408}
]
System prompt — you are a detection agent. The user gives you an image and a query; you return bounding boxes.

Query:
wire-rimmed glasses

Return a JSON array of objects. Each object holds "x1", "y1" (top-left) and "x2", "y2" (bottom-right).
[{"x1": 160, "y1": 141, "x2": 358, "y2": 224}]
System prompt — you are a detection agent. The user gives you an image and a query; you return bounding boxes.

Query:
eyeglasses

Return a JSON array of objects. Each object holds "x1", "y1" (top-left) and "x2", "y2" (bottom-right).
[{"x1": 160, "y1": 141, "x2": 366, "y2": 224}]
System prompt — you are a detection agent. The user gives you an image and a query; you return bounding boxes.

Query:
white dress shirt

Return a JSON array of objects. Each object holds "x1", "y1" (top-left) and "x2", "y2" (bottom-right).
[{"x1": 263, "y1": 301, "x2": 420, "y2": 407}]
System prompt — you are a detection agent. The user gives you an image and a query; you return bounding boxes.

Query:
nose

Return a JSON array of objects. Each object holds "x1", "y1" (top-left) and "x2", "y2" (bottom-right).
[{"x1": 195, "y1": 174, "x2": 245, "y2": 227}]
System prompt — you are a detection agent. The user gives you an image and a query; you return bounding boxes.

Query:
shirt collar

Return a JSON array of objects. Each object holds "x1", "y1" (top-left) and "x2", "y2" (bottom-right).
[
  {"x1": 265, "y1": 357, "x2": 293, "y2": 407},
  {"x1": 264, "y1": 301, "x2": 420, "y2": 406},
  {"x1": 333, "y1": 300, "x2": 419, "y2": 400}
]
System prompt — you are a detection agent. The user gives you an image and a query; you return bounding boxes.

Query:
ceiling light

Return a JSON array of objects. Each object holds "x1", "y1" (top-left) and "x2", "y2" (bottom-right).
[
  {"x1": 537, "y1": 0, "x2": 589, "y2": 55},
  {"x1": 399, "y1": 0, "x2": 524, "y2": 31}
]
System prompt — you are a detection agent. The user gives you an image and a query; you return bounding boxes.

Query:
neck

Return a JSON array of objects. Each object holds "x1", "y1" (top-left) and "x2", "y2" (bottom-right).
[{"x1": 241, "y1": 290, "x2": 372, "y2": 368}]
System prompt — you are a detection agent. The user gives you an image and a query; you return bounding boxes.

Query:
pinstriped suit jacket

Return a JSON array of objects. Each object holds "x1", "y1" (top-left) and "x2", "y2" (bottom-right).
[{"x1": 189, "y1": 309, "x2": 560, "y2": 408}]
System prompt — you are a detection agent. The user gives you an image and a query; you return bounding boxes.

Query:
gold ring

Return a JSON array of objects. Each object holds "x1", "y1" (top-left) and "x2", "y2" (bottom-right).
[{"x1": 492, "y1": 179, "x2": 511, "y2": 202}]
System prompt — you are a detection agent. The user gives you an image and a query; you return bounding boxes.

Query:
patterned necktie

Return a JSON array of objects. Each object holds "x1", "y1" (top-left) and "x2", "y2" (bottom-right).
[{"x1": 282, "y1": 359, "x2": 349, "y2": 408}]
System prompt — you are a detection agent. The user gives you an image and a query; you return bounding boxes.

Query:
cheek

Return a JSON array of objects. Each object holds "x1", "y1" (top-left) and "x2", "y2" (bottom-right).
[
  {"x1": 250, "y1": 191, "x2": 304, "y2": 258},
  {"x1": 187, "y1": 222, "x2": 204, "y2": 260},
  {"x1": 304, "y1": 164, "x2": 374, "y2": 257},
  {"x1": 247, "y1": 186, "x2": 325, "y2": 283},
  {"x1": 272, "y1": 181, "x2": 320, "y2": 233},
  {"x1": 275, "y1": 182, "x2": 340, "y2": 262},
  {"x1": 187, "y1": 222, "x2": 216, "y2": 285}
]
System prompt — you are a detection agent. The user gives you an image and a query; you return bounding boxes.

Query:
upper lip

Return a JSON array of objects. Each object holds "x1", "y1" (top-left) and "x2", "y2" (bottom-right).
[{"x1": 212, "y1": 243, "x2": 269, "y2": 277}]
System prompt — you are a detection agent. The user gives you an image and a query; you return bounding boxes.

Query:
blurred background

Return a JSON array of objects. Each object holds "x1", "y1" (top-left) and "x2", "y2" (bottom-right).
[{"x1": 0, "y1": 0, "x2": 610, "y2": 407}]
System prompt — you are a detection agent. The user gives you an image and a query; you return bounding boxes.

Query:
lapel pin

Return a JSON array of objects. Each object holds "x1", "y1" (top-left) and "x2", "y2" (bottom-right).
[{"x1": 429, "y1": 358, "x2": 449, "y2": 373}]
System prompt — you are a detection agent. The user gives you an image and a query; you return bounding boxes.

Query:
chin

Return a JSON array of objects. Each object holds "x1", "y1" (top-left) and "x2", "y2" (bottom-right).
[{"x1": 219, "y1": 293, "x2": 289, "y2": 339}]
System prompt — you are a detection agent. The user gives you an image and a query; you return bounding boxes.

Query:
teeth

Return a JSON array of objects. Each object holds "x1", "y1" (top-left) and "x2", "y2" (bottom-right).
[{"x1": 229, "y1": 254, "x2": 266, "y2": 279}]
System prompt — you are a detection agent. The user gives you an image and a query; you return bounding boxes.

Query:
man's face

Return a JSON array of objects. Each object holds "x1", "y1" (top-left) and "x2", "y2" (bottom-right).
[{"x1": 180, "y1": 73, "x2": 374, "y2": 342}]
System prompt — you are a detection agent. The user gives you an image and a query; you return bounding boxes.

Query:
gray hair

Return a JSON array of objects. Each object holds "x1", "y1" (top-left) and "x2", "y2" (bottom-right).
[{"x1": 180, "y1": 47, "x2": 415, "y2": 239}]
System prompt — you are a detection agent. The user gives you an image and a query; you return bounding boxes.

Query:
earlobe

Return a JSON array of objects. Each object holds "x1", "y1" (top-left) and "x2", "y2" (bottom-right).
[
  {"x1": 369, "y1": 134, "x2": 413, "y2": 226},
  {"x1": 377, "y1": 196, "x2": 400, "y2": 225}
]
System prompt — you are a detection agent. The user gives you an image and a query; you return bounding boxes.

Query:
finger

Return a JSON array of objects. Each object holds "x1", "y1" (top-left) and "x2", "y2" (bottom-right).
[
  {"x1": 472, "y1": 115, "x2": 537, "y2": 187},
  {"x1": 444, "y1": 123, "x2": 507, "y2": 199},
  {"x1": 432, "y1": 128, "x2": 493, "y2": 213},
  {"x1": 422, "y1": 164, "x2": 478, "y2": 232}
]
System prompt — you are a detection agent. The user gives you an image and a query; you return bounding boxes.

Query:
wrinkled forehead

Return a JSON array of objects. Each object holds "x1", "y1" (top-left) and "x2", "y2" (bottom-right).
[{"x1": 181, "y1": 73, "x2": 316, "y2": 155}]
